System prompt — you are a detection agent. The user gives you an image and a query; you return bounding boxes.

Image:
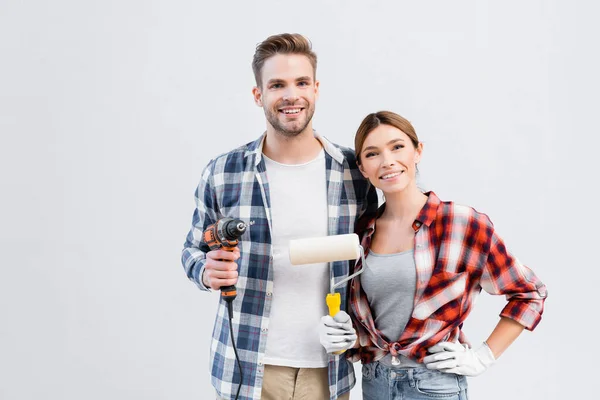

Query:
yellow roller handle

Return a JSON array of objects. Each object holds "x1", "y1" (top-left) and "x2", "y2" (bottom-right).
[
  {"x1": 326, "y1": 293, "x2": 341, "y2": 317},
  {"x1": 326, "y1": 293, "x2": 345, "y2": 355}
]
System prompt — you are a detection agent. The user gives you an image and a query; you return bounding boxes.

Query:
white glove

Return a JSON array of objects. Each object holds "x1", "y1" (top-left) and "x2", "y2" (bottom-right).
[
  {"x1": 318, "y1": 311, "x2": 357, "y2": 354},
  {"x1": 423, "y1": 341, "x2": 496, "y2": 377}
]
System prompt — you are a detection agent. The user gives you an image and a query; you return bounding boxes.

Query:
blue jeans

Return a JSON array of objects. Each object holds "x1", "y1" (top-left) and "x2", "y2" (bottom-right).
[{"x1": 361, "y1": 361, "x2": 468, "y2": 400}]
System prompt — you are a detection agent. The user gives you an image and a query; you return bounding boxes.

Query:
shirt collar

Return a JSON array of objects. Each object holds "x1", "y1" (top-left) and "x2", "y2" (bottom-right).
[
  {"x1": 362, "y1": 191, "x2": 441, "y2": 237},
  {"x1": 415, "y1": 191, "x2": 441, "y2": 228},
  {"x1": 244, "y1": 130, "x2": 345, "y2": 167}
]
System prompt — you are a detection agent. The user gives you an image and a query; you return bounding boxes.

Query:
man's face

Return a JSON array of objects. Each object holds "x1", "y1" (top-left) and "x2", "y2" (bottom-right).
[{"x1": 252, "y1": 54, "x2": 319, "y2": 137}]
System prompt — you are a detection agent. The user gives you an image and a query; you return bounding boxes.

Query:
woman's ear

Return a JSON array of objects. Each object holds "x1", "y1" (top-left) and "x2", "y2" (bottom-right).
[
  {"x1": 414, "y1": 142, "x2": 424, "y2": 164},
  {"x1": 358, "y1": 162, "x2": 369, "y2": 179}
]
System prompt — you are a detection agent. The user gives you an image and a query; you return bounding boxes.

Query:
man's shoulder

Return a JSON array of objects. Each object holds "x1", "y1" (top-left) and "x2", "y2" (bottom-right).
[
  {"x1": 211, "y1": 142, "x2": 252, "y2": 163},
  {"x1": 322, "y1": 138, "x2": 359, "y2": 168},
  {"x1": 336, "y1": 144, "x2": 358, "y2": 164},
  {"x1": 205, "y1": 138, "x2": 260, "y2": 173}
]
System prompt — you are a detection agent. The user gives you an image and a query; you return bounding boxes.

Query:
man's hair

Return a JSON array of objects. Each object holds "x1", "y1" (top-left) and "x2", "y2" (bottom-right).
[
  {"x1": 354, "y1": 111, "x2": 420, "y2": 164},
  {"x1": 252, "y1": 33, "x2": 317, "y2": 88}
]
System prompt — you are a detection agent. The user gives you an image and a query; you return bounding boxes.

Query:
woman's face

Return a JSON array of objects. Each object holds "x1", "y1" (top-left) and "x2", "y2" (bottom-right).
[{"x1": 358, "y1": 124, "x2": 422, "y2": 194}]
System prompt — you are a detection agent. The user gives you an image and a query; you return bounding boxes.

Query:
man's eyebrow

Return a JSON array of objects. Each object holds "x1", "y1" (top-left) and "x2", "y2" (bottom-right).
[
  {"x1": 266, "y1": 78, "x2": 285, "y2": 85},
  {"x1": 296, "y1": 76, "x2": 312, "y2": 82},
  {"x1": 362, "y1": 138, "x2": 405, "y2": 152}
]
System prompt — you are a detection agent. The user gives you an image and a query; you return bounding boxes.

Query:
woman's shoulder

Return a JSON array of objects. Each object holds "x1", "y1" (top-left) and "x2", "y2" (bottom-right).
[{"x1": 432, "y1": 193, "x2": 494, "y2": 229}]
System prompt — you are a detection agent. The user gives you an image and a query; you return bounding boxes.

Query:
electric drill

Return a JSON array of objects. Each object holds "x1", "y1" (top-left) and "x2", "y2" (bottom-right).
[
  {"x1": 202, "y1": 218, "x2": 247, "y2": 303},
  {"x1": 202, "y1": 217, "x2": 247, "y2": 400}
]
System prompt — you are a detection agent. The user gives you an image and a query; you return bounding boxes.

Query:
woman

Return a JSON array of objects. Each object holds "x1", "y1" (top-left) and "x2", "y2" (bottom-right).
[{"x1": 319, "y1": 111, "x2": 547, "y2": 399}]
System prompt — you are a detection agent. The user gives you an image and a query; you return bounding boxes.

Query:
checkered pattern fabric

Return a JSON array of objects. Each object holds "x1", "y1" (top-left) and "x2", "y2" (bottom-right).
[
  {"x1": 181, "y1": 132, "x2": 377, "y2": 399},
  {"x1": 348, "y1": 191, "x2": 547, "y2": 364}
]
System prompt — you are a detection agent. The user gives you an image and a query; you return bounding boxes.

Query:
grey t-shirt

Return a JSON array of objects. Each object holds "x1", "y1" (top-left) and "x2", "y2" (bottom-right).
[{"x1": 361, "y1": 249, "x2": 417, "y2": 344}]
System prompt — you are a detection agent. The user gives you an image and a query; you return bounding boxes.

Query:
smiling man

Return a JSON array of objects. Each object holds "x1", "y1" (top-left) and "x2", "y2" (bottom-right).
[{"x1": 181, "y1": 34, "x2": 377, "y2": 400}]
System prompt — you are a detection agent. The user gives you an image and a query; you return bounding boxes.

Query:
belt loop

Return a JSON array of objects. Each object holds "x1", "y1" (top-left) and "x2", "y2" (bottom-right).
[{"x1": 408, "y1": 369, "x2": 416, "y2": 388}]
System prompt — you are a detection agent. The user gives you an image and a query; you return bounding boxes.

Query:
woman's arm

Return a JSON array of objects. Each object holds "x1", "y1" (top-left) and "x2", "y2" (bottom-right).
[{"x1": 485, "y1": 316, "x2": 525, "y2": 358}]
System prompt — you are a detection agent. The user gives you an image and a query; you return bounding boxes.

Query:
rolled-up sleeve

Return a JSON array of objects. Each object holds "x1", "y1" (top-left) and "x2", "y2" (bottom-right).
[{"x1": 480, "y1": 231, "x2": 547, "y2": 330}]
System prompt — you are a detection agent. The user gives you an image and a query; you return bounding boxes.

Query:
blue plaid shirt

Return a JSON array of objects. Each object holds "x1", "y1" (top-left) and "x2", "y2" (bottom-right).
[{"x1": 181, "y1": 132, "x2": 377, "y2": 400}]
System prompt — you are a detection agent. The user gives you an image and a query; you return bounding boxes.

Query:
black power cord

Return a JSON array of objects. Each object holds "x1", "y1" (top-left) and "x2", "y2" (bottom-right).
[
  {"x1": 201, "y1": 218, "x2": 247, "y2": 400},
  {"x1": 225, "y1": 300, "x2": 243, "y2": 400}
]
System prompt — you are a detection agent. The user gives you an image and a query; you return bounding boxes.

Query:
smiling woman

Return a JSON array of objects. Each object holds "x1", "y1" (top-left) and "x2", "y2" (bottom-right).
[
  {"x1": 356, "y1": 114, "x2": 422, "y2": 195},
  {"x1": 327, "y1": 110, "x2": 549, "y2": 400}
]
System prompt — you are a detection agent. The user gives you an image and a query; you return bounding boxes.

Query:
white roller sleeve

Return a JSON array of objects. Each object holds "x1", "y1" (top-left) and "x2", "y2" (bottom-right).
[{"x1": 289, "y1": 234, "x2": 361, "y2": 265}]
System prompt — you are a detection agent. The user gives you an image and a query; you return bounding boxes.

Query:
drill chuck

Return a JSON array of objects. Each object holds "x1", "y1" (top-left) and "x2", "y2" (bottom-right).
[
  {"x1": 223, "y1": 220, "x2": 247, "y2": 242},
  {"x1": 203, "y1": 218, "x2": 247, "y2": 250}
]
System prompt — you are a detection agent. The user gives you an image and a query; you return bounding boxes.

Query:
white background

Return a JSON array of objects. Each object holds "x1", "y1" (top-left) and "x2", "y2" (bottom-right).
[{"x1": 1, "y1": 1, "x2": 598, "y2": 399}]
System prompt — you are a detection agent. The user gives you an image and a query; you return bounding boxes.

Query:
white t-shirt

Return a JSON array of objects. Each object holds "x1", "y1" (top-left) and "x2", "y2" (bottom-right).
[{"x1": 262, "y1": 149, "x2": 330, "y2": 368}]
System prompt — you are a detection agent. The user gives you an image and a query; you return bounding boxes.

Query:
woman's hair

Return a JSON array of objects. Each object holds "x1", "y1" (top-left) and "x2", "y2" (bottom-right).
[
  {"x1": 252, "y1": 33, "x2": 317, "y2": 88},
  {"x1": 354, "y1": 111, "x2": 419, "y2": 164}
]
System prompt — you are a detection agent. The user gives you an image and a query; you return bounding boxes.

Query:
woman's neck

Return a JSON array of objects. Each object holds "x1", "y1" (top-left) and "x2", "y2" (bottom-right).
[{"x1": 380, "y1": 187, "x2": 428, "y2": 221}]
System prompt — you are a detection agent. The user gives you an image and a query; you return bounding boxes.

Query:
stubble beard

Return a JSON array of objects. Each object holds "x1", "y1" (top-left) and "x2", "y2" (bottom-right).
[{"x1": 265, "y1": 103, "x2": 315, "y2": 138}]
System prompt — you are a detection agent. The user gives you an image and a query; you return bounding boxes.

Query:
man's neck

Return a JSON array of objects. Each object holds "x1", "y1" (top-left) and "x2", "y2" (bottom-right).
[{"x1": 262, "y1": 126, "x2": 323, "y2": 164}]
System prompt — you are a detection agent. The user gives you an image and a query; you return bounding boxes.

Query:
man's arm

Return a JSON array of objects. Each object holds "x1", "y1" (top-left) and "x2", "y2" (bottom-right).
[
  {"x1": 363, "y1": 182, "x2": 379, "y2": 219},
  {"x1": 181, "y1": 161, "x2": 241, "y2": 291},
  {"x1": 181, "y1": 162, "x2": 219, "y2": 291}
]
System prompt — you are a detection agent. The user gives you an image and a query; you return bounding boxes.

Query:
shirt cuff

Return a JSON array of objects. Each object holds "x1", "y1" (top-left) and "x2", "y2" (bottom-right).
[
  {"x1": 193, "y1": 260, "x2": 212, "y2": 292},
  {"x1": 499, "y1": 301, "x2": 543, "y2": 331}
]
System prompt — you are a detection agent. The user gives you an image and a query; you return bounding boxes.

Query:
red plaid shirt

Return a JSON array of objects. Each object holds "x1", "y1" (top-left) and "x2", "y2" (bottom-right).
[{"x1": 347, "y1": 191, "x2": 547, "y2": 364}]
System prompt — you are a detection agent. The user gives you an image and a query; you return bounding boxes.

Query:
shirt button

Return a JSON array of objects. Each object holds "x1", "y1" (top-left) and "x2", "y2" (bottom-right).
[
  {"x1": 258, "y1": 361, "x2": 263, "y2": 366},
  {"x1": 266, "y1": 292, "x2": 272, "y2": 297},
  {"x1": 262, "y1": 328, "x2": 268, "y2": 333}
]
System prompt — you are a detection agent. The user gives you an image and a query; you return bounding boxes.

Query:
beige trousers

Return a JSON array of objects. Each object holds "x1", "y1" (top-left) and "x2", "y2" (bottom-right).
[{"x1": 260, "y1": 364, "x2": 350, "y2": 400}]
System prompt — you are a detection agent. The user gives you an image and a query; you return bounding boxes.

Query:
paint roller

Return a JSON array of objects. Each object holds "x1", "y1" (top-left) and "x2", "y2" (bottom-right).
[{"x1": 289, "y1": 233, "x2": 366, "y2": 339}]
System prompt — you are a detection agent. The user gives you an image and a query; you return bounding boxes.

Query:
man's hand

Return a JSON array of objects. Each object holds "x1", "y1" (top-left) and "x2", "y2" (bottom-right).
[
  {"x1": 318, "y1": 311, "x2": 357, "y2": 354},
  {"x1": 423, "y1": 341, "x2": 496, "y2": 377},
  {"x1": 202, "y1": 248, "x2": 240, "y2": 290}
]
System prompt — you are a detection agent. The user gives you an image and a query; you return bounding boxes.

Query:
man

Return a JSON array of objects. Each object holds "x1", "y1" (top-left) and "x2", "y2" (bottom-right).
[{"x1": 181, "y1": 33, "x2": 376, "y2": 400}]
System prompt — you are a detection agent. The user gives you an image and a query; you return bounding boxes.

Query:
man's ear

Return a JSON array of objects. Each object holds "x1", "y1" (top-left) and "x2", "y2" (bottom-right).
[
  {"x1": 314, "y1": 80, "x2": 320, "y2": 101},
  {"x1": 252, "y1": 86, "x2": 262, "y2": 107}
]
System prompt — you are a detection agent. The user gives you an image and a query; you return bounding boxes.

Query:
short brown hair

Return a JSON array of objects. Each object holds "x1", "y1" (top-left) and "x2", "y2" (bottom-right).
[
  {"x1": 252, "y1": 33, "x2": 317, "y2": 88},
  {"x1": 355, "y1": 111, "x2": 420, "y2": 164}
]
